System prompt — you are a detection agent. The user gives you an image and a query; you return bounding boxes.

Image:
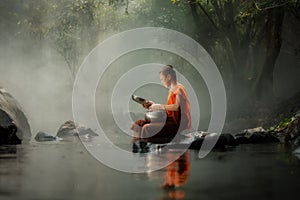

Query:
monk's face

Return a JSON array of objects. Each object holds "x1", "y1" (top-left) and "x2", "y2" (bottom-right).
[{"x1": 160, "y1": 73, "x2": 171, "y2": 88}]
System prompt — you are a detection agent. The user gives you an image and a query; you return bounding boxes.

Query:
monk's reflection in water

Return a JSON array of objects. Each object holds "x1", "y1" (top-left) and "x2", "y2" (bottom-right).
[
  {"x1": 161, "y1": 150, "x2": 190, "y2": 188},
  {"x1": 160, "y1": 150, "x2": 190, "y2": 200}
]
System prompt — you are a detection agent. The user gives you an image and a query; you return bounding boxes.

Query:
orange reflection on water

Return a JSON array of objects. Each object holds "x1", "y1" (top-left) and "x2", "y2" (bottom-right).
[{"x1": 161, "y1": 150, "x2": 190, "y2": 189}]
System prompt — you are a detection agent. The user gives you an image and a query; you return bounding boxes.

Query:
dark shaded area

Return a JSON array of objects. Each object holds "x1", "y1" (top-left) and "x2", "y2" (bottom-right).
[
  {"x1": 0, "y1": 123, "x2": 20, "y2": 145},
  {"x1": 223, "y1": 91, "x2": 300, "y2": 133}
]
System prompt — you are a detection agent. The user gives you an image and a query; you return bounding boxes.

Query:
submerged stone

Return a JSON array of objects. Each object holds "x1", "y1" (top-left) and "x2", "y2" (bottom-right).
[
  {"x1": 56, "y1": 120, "x2": 98, "y2": 138},
  {"x1": 35, "y1": 131, "x2": 60, "y2": 142}
]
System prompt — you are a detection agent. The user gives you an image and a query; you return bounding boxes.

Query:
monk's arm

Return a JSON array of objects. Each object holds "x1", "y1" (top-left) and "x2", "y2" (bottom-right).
[{"x1": 164, "y1": 95, "x2": 180, "y2": 111}]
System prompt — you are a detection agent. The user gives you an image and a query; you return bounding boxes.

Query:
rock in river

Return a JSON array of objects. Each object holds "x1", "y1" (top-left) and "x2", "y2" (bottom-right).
[
  {"x1": 0, "y1": 88, "x2": 31, "y2": 144},
  {"x1": 56, "y1": 120, "x2": 98, "y2": 138}
]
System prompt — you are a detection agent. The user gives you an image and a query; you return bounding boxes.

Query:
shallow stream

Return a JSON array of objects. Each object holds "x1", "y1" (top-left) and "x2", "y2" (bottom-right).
[{"x1": 1, "y1": 139, "x2": 300, "y2": 200}]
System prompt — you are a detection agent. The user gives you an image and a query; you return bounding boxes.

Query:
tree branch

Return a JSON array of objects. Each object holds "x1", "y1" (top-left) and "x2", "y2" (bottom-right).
[
  {"x1": 254, "y1": 1, "x2": 290, "y2": 11},
  {"x1": 196, "y1": 2, "x2": 220, "y2": 31}
]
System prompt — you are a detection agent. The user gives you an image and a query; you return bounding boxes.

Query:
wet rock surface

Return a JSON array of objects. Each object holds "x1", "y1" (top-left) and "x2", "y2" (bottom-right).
[
  {"x1": 56, "y1": 120, "x2": 98, "y2": 138},
  {"x1": 34, "y1": 120, "x2": 98, "y2": 142},
  {"x1": 0, "y1": 88, "x2": 31, "y2": 144},
  {"x1": 234, "y1": 127, "x2": 280, "y2": 144},
  {"x1": 132, "y1": 128, "x2": 283, "y2": 153},
  {"x1": 35, "y1": 131, "x2": 58, "y2": 142}
]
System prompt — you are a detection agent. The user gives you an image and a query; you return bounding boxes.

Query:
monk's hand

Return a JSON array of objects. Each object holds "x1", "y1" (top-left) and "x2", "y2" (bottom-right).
[
  {"x1": 149, "y1": 103, "x2": 164, "y2": 111},
  {"x1": 142, "y1": 101, "x2": 153, "y2": 109}
]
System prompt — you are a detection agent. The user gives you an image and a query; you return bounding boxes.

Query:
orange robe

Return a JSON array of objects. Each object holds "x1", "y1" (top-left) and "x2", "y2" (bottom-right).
[{"x1": 166, "y1": 83, "x2": 191, "y2": 132}]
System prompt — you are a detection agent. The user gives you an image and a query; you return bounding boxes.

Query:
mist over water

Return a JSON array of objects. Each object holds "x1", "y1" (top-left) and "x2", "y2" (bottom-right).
[
  {"x1": 0, "y1": 38, "x2": 74, "y2": 135},
  {"x1": 1, "y1": 33, "x2": 299, "y2": 136},
  {"x1": 0, "y1": 38, "x2": 211, "y2": 137}
]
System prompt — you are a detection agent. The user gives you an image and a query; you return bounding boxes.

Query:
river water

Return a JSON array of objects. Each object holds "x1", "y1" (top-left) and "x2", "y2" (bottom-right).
[{"x1": 1, "y1": 138, "x2": 300, "y2": 200}]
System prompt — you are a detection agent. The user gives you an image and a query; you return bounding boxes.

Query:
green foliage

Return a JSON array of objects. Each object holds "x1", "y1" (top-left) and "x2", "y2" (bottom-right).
[
  {"x1": 276, "y1": 117, "x2": 296, "y2": 129},
  {"x1": 268, "y1": 116, "x2": 297, "y2": 132},
  {"x1": 128, "y1": 0, "x2": 193, "y2": 31},
  {"x1": 171, "y1": 0, "x2": 180, "y2": 4}
]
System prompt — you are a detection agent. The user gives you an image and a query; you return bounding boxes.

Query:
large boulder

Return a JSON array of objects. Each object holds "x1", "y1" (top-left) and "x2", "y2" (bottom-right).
[
  {"x1": 0, "y1": 88, "x2": 31, "y2": 144},
  {"x1": 34, "y1": 121, "x2": 98, "y2": 142}
]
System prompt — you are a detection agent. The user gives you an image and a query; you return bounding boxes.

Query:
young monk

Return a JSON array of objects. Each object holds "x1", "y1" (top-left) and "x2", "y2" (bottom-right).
[{"x1": 131, "y1": 65, "x2": 191, "y2": 144}]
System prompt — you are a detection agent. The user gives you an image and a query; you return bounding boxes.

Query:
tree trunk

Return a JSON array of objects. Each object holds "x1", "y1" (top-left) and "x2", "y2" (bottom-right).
[
  {"x1": 256, "y1": 7, "x2": 284, "y2": 100},
  {"x1": 189, "y1": 0, "x2": 214, "y2": 51}
]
